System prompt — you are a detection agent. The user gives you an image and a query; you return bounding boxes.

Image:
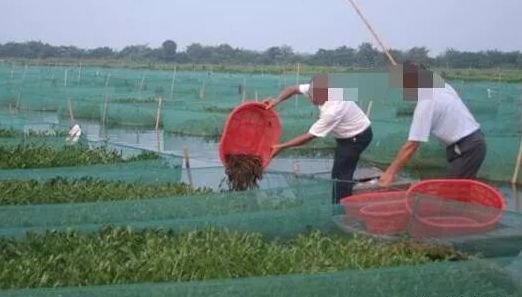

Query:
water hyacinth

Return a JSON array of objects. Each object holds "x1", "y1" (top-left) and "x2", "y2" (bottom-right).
[{"x1": 0, "y1": 227, "x2": 464, "y2": 289}]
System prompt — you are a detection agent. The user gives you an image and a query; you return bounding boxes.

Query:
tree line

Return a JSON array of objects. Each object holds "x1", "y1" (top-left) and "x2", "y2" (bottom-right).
[{"x1": 0, "y1": 40, "x2": 521, "y2": 69}]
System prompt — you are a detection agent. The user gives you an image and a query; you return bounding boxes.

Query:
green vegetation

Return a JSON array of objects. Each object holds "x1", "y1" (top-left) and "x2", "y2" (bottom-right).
[
  {"x1": 8, "y1": 57, "x2": 522, "y2": 82},
  {"x1": 0, "y1": 129, "x2": 19, "y2": 138},
  {"x1": 440, "y1": 68, "x2": 522, "y2": 82},
  {"x1": 202, "y1": 106, "x2": 234, "y2": 113},
  {"x1": 0, "y1": 177, "x2": 210, "y2": 205},
  {"x1": 0, "y1": 129, "x2": 68, "y2": 138},
  {"x1": 2, "y1": 40, "x2": 521, "y2": 70},
  {"x1": 0, "y1": 227, "x2": 463, "y2": 289},
  {"x1": 111, "y1": 97, "x2": 158, "y2": 104},
  {"x1": 0, "y1": 144, "x2": 159, "y2": 169}
]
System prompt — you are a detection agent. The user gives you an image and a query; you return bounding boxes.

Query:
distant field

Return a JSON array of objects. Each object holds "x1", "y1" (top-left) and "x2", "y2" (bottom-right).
[{"x1": 3, "y1": 58, "x2": 522, "y2": 82}]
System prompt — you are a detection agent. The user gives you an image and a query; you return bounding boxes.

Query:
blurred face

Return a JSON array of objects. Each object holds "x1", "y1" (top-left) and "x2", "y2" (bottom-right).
[{"x1": 309, "y1": 74, "x2": 329, "y2": 106}]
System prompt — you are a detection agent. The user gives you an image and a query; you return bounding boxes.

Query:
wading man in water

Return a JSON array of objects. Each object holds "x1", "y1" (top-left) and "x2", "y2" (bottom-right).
[{"x1": 265, "y1": 74, "x2": 373, "y2": 203}]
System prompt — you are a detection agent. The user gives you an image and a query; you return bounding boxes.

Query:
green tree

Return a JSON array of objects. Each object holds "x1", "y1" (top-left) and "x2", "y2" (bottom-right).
[
  {"x1": 161, "y1": 40, "x2": 177, "y2": 61},
  {"x1": 355, "y1": 42, "x2": 379, "y2": 68}
]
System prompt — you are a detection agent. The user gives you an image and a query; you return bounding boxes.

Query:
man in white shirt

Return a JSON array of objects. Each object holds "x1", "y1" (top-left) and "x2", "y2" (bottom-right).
[
  {"x1": 379, "y1": 63, "x2": 486, "y2": 186},
  {"x1": 265, "y1": 74, "x2": 372, "y2": 203}
]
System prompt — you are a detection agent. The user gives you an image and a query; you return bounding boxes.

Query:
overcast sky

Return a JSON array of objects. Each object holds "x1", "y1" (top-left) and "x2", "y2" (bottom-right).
[{"x1": 0, "y1": 0, "x2": 520, "y2": 56}]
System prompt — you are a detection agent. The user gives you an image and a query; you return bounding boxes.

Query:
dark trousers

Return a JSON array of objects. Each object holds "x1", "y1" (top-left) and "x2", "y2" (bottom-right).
[
  {"x1": 332, "y1": 126, "x2": 373, "y2": 203},
  {"x1": 446, "y1": 129, "x2": 487, "y2": 178}
]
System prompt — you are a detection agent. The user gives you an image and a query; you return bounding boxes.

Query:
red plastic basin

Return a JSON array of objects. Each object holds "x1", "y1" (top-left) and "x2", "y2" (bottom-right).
[
  {"x1": 219, "y1": 102, "x2": 281, "y2": 169},
  {"x1": 406, "y1": 179, "x2": 505, "y2": 238},
  {"x1": 340, "y1": 191, "x2": 406, "y2": 220},
  {"x1": 360, "y1": 199, "x2": 410, "y2": 235}
]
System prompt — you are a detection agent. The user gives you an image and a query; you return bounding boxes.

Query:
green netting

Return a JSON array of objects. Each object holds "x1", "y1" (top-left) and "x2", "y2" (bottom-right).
[
  {"x1": 2, "y1": 256, "x2": 521, "y2": 297},
  {"x1": 0, "y1": 63, "x2": 521, "y2": 183},
  {"x1": 1, "y1": 171, "x2": 522, "y2": 296},
  {"x1": 0, "y1": 172, "x2": 329, "y2": 238},
  {"x1": 0, "y1": 139, "x2": 182, "y2": 181},
  {"x1": 0, "y1": 118, "x2": 521, "y2": 296}
]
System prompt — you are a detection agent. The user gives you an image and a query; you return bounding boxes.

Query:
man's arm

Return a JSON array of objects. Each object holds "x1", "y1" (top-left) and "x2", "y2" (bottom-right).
[
  {"x1": 378, "y1": 140, "x2": 421, "y2": 187},
  {"x1": 265, "y1": 85, "x2": 302, "y2": 109},
  {"x1": 271, "y1": 133, "x2": 316, "y2": 158}
]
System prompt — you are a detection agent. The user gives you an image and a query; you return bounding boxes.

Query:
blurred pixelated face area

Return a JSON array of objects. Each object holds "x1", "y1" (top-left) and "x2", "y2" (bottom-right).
[
  {"x1": 309, "y1": 74, "x2": 329, "y2": 105},
  {"x1": 389, "y1": 63, "x2": 445, "y2": 101}
]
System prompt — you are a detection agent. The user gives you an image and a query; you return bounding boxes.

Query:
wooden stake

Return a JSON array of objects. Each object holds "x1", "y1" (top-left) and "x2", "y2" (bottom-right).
[
  {"x1": 346, "y1": 0, "x2": 397, "y2": 66},
  {"x1": 67, "y1": 98, "x2": 75, "y2": 126},
  {"x1": 513, "y1": 184, "x2": 520, "y2": 212},
  {"x1": 22, "y1": 64, "x2": 27, "y2": 81},
  {"x1": 292, "y1": 160, "x2": 300, "y2": 176},
  {"x1": 105, "y1": 72, "x2": 111, "y2": 87},
  {"x1": 64, "y1": 69, "x2": 68, "y2": 88},
  {"x1": 102, "y1": 96, "x2": 109, "y2": 128},
  {"x1": 155, "y1": 97, "x2": 163, "y2": 131},
  {"x1": 241, "y1": 78, "x2": 246, "y2": 102},
  {"x1": 183, "y1": 147, "x2": 194, "y2": 187},
  {"x1": 156, "y1": 130, "x2": 162, "y2": 152},
  {"x1": 512, "y1": 136, "x2": 522, "y2": 184},
  {"x1": 78, "y1": 62, "x2": 82, "y2": 84},
  {"x1": 170, "y1": 66, "x2": 177, "y2": 100},
  {"x1": 295, "y1": 63, "x2": 300, "y2": 109},
  {"x1": 139, "y1": 74, "x2": 145, "y2": 90},
  {"x1": 16, "y1": 90, "x2": 22, "y2": 110},
  {"x1": 199, "y1": 82, "x2": 205, "y2": 99},
  {"x1": 255, "y1": 90, "x2": 258, "y2": 102},
  {"x1": 366, "y1": 100, "x2": 374, "y2": 117}
]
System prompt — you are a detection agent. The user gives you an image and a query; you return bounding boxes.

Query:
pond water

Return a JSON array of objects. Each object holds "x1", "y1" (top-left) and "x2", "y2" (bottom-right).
[{"x1": 1, "y1": 109, "x2": 520, "y2": 213}]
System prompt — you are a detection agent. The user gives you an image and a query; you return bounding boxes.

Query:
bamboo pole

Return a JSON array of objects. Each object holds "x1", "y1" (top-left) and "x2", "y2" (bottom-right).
[
  {"x1": 512, "y1": 136, "x2": 522, "y2": 184},
  {"x1": 183, "y1": 147, "x2": 194, "y2": 187},
  {"x1": 155, "y1": 97, "x2": 163, "y2": 131},
  {"x1": 346, "y1": 0, "x2": 397, "y2": 66}
]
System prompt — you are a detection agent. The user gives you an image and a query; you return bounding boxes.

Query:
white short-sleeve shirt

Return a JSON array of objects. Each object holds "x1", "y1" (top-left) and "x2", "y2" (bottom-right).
[
  {"x1": 298, "y1": 84, "x2": 371, "y2": 139},
  {"x1": 408, "y1": 83, "x2": 480, "y2": 145}
]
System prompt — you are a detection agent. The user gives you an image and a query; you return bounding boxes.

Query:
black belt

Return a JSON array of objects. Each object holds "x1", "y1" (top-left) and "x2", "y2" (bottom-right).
[
  {"x1": 446, "y1": 129, "x2": 483, "y2": 159},
  {"x1": 336, "y1": 126, "x2": 372, "y2": 144},
  {"x1": 452, "y1": 129, "x2": 483, "y2": 147}
]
